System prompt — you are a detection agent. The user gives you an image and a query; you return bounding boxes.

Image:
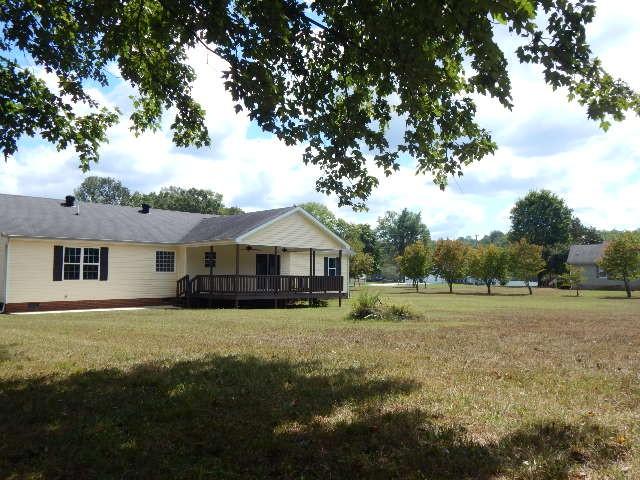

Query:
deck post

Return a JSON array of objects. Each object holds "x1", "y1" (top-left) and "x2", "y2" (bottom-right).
[
  {"x1": 234, "y1": 244, "x2": 240, "y2": 308},
  {"x1": 309, "y1": 248, "x2": 313, "y2": 306},
  {"x1": 208, "y1": 245, "x2": 214, "y2": 307},
  {"x1": 338, "y1": 249, "x2": 343, "y2": 307},
  {"x1": 274, "y1": 246, "x2": 278, "y2": 308}
]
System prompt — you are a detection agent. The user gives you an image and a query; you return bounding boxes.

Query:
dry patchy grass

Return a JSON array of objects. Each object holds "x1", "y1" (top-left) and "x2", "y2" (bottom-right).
[{"x1": 0, "y1": 285, "x2": 638, "y2": 479}]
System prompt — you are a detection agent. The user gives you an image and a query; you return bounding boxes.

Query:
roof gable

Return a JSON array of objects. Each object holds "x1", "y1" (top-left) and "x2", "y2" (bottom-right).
[
  {"x1": 567, "y1": 243, "x2": 607, "y2": 265},
  {"x1": 238, "y1": 208, "x2": 349, "y2": 250}
]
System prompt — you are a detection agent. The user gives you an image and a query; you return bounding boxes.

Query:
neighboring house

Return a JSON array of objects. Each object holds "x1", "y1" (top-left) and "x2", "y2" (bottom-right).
[
  {"x1": 567, "y1": 243, "x2": 640, "y2": 290},
  {"x1": 0, "y1": 194, "x2": 350, "y2": 313}
]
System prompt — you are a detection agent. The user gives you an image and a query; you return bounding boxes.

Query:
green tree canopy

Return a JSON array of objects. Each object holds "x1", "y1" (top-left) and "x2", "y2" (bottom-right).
[
  {"x1": 599, "y1": 232, "x2": 640, "y2": 298},
  {"x1": 508, "y1": 238, "x2": 545, "y2": 295},
  {"x1": 396, "y1": 242, "x2": 432, "y2": 292},
  {"x1": 129, "y1": 187, "x2": 229, "y2": 214},
  {"x1": 559, "y1": 266, "x2": 585, "y2": 297},
  {"x1": 480, "y1": 230, "x2": 508, "y2": 247},
  {"x1": 349, "y1": 251, "x2": 375, "y2": 284},
  {"x1": 468, "y1": 244, "x2": 510, "y2": 295},
  {"x1": 73, "y1": 177, "x2": 241, "y2": 214},
  {"x1": 509, "y1": 190, "x2": 573, "y2": 247},
  {"x1": 74, "y1": 176, "x2": 131, "y2": 205},
  {"x1": 432, "y1": 239, "x2": 469, "y2": 294},
  {"x1": 570, "y1": 217, "x2": 603, "y2": 244},
  {"x1": 4, "y1": 1, "x2": 639, "y2": 208},
  {"x1": 376, "y1": 209, "x2": 430, "y2": 258}
]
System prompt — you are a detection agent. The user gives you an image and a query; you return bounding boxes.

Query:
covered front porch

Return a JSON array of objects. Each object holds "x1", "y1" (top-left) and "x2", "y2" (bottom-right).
[{"x1": 176, "y1": 243, "x2": 347, "y2": 307}]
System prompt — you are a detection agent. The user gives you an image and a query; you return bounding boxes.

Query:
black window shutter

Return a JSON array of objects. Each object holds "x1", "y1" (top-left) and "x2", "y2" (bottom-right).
[
  {"x1": 337, "y1": 257, "x2": 341, "y2": 276},
  {"x1": 99, "y1": 247, "x2": 109, "y2": 281},
  {"x1": 276, "y1": 255, "x2": 281, "y2": 275},
  {"x1": 324, "y1": 257, "x2": 329, "y2": 276},
  {"x1": 53, "y1": 245, "x2": 63, "y2": 281}
]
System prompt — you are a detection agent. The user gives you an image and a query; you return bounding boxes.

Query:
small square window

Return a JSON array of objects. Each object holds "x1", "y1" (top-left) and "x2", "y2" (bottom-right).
[
  {"x1": 156, "y1": 251, "x2": 175, "y2": 272},
  {"x1": 64, "y1": 247, "x2": 81, "y2": 264},
  {"x1": 204, "y1": 251, "x2": 216, "y2": 268},
  {"x1": 83, "y1": 264, "x2": 99, "y2": 280},
  {"x1": 64, "y1": 263, "x2": 80, "y2": 280},
  {"x1": 597, "y1": 266, "x2": 607, "y2": 279},
  {"x1": 84, "y1": 248, "x2": 100, "y2": 264}
]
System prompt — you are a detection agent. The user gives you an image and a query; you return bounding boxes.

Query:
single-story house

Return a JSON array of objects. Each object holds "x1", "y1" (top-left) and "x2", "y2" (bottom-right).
[
  {"x1": 0, "y1": 194, "x2": 350, "y2": 313},
  {"x1": 567, "y1": 243, "x2": 640, "y2": 290}
]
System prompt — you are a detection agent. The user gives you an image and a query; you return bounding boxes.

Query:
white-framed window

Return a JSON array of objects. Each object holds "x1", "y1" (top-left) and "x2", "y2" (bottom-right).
[
  {"x1": 63, "y1": 247, "x2": 100, "y2": 280},
  {"x1": 328, "y1": 257, "x2": 338, "y2": 277},
  {"x1": 156, "y1": 251, "x2": 175, "y2": 272},
  {"x1": 83, "y1": 248, "x2": 100, "y2": 279},
  {"x1": 597, "y1": 266, "x2": 607, "y2": 278},
  {"x1": 204, "y1": 251, "x2": 216, "y2": 268}
]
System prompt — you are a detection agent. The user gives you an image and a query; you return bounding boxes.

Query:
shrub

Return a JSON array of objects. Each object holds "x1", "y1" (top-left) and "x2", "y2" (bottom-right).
[
  {"x1": 350, "y1": 290, "x2": 384, "y2": 319},
  {"x1": 349, "y1": 290, "x2": 419, "y2": 321}
]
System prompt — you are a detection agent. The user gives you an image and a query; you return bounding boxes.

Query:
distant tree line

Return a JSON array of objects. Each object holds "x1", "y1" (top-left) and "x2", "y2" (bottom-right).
[{"x1": 74, "y1": 176, "x2": 243, "y2": 215}]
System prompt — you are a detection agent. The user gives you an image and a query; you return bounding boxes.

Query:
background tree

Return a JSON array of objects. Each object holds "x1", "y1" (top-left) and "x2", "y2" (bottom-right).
[
  {"x1": 350, "y1": 252, "x2": 375, "y2": 285},
  {"x1": 432, "y1": 240, "x2": 469, "y2": 294},
  {"x1": 559, "y1": 267, "x2": 585, "y2": 297},
  {"x1": 300, "y1": 203, "x2": 341, "y2": 233},
  {"x1": 376, "y1": 209, "x2": 430, "y2": 257},
  {"x1": 509, "y1": 190, "x2": 573, "y2": 246},
  {"x1": 74, "y1": 176, "x2": 131, "y2": 205},
  {"x1": 396, "y1": 242, "x2": 432, "y2": 292},
  {"x1": 73, "y1": 178, "x2": 241, "y2": 214},
  {"x1": 480, "y1": 231, "x2": 508, "y2": 247},
  {"x1": 508, "y1": 239, "x2": 545, "y2": 295},
  {"x1": 468, "y1": 245, "x2": 510, "y2": 295},
  {"x1": 570, "y1": 217, "x2": 603, "y2": 244},
  {"x1": 128, "y1": 187, "x2": 230, "y2": 214},
  {"x1": 509, "y1": 190, "x2": 574, "y2": 282},
  {"x1": 5, "y1": 2, "x2": 637, "y2": 208},
  {"x1": 599, "y1": 232, "x2": 640, "y2": 298}
]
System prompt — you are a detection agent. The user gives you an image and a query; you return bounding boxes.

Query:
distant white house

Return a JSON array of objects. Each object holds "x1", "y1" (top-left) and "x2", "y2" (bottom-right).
[{"x1": 567, "y1": 243, "x2": 640, "y2": 290}]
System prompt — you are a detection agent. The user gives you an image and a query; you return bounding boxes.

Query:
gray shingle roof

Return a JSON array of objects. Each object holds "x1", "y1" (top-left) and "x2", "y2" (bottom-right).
[
  {"x1": 567, "y1": 243, "x2": 607, "y2": 265},
  {"x1": 0, "y1": 194, "x2": 296, "y2": 244}
]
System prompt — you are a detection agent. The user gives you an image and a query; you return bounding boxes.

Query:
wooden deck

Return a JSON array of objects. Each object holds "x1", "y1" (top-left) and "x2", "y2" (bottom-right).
[{"x1": 176, "y1": 274, "x2": 345, "y2": 306}]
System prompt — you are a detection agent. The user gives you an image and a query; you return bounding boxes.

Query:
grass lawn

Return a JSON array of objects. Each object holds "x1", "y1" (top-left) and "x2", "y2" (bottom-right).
[{"x1": 1, "y1": 285, "x2": 639, "y2": 479}]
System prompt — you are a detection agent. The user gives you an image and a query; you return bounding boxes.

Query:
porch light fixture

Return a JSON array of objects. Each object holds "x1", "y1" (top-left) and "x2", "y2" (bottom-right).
[{"x1": 245, "y1": 245, "x2": 253, "y2": 251}]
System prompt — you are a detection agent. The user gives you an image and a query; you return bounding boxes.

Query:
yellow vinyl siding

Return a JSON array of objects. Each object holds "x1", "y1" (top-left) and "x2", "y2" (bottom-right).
[
  {"x1": 6, "y1": 238, "x2": 185, "y2": 303},
  {"x1": 242, "y1": 210, "x2": 343, "y2": 249},
  {"x1": 287, "y1": 250, "x2": 349, "y2": 294}
]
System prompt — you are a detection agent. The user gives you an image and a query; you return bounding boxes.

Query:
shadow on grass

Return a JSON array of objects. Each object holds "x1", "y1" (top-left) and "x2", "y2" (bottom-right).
[
  {"x1": 599, "y1": 296, "x2": 638, "y2": 300},
  {"x1": 0, "y1": 355, "x2": 627, "y2": 479},
  {"x1": 385, "y1": 290, "x2": 530, "y2": 297}
]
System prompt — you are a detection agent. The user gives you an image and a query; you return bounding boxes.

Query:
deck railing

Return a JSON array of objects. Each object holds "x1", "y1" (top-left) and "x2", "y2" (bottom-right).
[{"x1": 185, "y1": 274, "x2": 343, "y2": 297}]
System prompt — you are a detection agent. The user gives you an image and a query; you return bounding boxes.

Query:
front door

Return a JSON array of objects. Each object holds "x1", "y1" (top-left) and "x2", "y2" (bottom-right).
[
  {"x1": 256, "y1": 254, "x2": 280, "y2": 291},
  {"x1": 255, "y1": 254, "x2": 280, "y2": 275}
]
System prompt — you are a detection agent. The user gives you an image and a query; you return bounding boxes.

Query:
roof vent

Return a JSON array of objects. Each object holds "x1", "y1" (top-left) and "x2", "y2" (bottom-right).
[
  {"x1": 64, "y1": 195, "x2": 75, "y2": 207},
  {"x1": 140, "y1": 203, "x2": 151, "y2": 214}
]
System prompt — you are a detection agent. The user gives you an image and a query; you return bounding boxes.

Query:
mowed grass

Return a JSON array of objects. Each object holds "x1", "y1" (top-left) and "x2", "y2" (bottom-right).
[{"x1": 1, "y1": 286, "x2": 639, "y2": 479}]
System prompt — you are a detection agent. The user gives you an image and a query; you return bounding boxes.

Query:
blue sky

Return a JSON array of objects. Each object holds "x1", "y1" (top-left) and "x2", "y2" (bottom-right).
[{"x1": 3, "y1": 0, "x2": 639, "y2": 239}]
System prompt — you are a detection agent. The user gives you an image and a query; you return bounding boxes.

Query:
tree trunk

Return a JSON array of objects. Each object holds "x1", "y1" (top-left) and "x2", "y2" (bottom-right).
[
  {"x1": 625, "y1": 279, "x2": 631, "y2": 298},
  {"x1": 487, "y1": 282, "x2": 491, "y2": 295},
  {"x1": 448, "y1": 281, "x2": 453, "y2": 293},
  {"x1": 576, "y1": 288, "x2": 579, "y2": 297},
  {"x1": 415, "y1": 281, "x2": 419, "y2": 293}
]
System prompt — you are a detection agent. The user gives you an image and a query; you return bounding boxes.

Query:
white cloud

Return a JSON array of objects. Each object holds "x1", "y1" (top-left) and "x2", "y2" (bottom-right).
[{"x1": 4, "y1": 1, "x2": 640, "y2": 238}]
